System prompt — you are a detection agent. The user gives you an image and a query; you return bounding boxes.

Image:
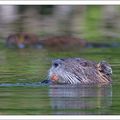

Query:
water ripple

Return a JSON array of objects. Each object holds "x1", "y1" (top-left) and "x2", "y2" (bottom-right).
[{"x1": 0, "y1": 82, "x2": 49, "y2": 87}]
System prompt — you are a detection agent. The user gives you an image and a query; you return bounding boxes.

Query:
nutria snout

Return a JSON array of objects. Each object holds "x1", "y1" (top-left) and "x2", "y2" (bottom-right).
[{"x1": 48, "y1": 58, "x2": 112, "y2": 84}]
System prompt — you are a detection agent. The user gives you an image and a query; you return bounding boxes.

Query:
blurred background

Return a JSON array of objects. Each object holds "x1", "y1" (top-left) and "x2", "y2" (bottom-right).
[{"x1": 1, "y1": 5, "x2": 120, "y2": 43}]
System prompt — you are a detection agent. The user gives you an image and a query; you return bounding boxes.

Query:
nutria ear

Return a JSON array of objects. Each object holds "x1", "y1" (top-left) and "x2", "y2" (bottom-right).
[
  {"x1": 97, "y1": 61, "x2": 112, "y2": 75},
  {"x1": 80, "y1": 62, "x2": 88, "y2": 67}
]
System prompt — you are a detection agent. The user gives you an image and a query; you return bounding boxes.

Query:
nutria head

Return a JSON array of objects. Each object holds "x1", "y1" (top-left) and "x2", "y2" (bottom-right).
[{"x1": 48, "y1": 58, "x2": 112, "y2": 84}]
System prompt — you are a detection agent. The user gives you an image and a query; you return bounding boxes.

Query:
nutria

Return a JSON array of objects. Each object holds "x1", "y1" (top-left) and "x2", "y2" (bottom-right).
[{"x1": 48, "y1": 58, "x2": 112, "y2": 84}]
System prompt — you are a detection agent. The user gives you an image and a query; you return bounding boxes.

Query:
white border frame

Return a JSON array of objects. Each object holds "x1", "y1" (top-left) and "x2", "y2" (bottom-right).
[
  {"x1": 0, "y1": 1, "x2": 120, "y2": 5},
  {"x1": 0, "y1": 1, "x2": 119, "y2": 119}
]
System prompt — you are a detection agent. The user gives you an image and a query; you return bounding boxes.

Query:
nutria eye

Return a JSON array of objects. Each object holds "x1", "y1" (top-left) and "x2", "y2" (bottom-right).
[{"x1": 53, "y1": 63, "x2": 59, "y2": 68}]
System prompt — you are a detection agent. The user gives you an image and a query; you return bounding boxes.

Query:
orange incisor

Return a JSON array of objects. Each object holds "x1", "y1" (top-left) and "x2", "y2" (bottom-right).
[{"x1": 51, "y1": 74, "x2": 59, "y2": 81}]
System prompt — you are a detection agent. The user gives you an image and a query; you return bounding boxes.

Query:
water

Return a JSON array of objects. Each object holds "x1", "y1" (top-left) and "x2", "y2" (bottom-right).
[
  {"x1": 0, "y1": 46, "x2": 119, "y2": 115},
  {"x1": 49, "y1": 84, "x2": 112, "y2": 115}
]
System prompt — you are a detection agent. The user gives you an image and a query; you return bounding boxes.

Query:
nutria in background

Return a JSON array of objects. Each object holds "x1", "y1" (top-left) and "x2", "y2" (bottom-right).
[
  {"x1": 6, "y1": 33, "x2": 41, "y2": 48},
  {"x1": 49, "y1": 58, "x2": 112, "y2": 85},
  {"x1": 6, "y1": 33, "x2": 117, "y2": 49}
]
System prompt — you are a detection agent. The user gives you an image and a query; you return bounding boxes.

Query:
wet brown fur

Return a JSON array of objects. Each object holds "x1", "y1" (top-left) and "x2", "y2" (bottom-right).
[
  {"x1": 40, "y1": 36, "x2": 86, "y2": 48},
  {"x1": 49, "y1": 58, "x2": 112, "y2": 85}
]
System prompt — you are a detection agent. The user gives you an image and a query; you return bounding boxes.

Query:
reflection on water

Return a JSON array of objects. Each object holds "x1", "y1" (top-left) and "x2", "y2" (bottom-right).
[{"x1": 49, "y1": 84, "x2": 112, "y2": 115}]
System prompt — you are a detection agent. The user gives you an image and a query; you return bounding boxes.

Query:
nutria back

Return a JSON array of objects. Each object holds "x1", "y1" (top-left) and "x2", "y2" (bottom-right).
[
  {"x1": 40, "y1": 36, "x2": 86, "y2": 48},
  {"x1": 48, "y1": 58, "x2": 112, "y2": 85}
]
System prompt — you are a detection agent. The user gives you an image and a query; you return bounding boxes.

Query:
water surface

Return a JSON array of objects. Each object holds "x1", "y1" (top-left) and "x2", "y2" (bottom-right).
[{"x1": 0, "y1": 47, "x2": 119, "y2": 115}]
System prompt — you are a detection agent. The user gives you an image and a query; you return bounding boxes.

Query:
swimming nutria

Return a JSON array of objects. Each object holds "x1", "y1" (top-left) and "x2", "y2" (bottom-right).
[
  {"x1": 6, "y1": 33, "x2": 41, "y2": 48},
  {"x1": 48, "y1": 58, "x2": 112, "y2": 84}
]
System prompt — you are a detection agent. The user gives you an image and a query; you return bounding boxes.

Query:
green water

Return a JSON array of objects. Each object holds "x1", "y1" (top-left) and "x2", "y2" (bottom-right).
[{"x1": 0, "y1": 46, "x2": 119, "y2": 115}]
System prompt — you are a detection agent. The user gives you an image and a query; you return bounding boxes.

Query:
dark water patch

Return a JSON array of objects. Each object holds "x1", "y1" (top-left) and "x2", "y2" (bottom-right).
[{"x1": 0, "y1": 82, "x2": 49, "y2": 87}]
